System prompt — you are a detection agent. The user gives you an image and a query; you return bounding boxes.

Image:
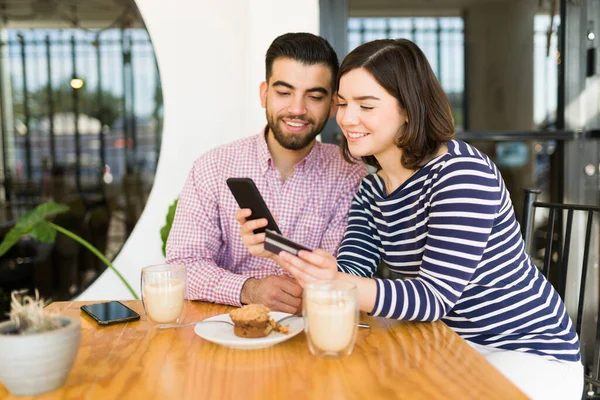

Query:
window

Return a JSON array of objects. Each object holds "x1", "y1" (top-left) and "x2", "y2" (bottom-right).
[
  {"x1": 534, "y1": 14, "x2": 560, "y2": 128},
  {"x1": 0, "y1": 1, "x2": 163, "y2": 312},
  {"x1": 347, "y1": 17, "x2": 465, "y2": 131}
]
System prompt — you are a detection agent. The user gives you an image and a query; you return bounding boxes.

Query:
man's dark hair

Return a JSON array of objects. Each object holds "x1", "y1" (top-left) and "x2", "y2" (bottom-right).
[
  {"x1": 265, "y1": 32, "x2": 339, "y2": 92},
  {"x1": 338, "y1": 39, "x2": 455, "y2": 170}
]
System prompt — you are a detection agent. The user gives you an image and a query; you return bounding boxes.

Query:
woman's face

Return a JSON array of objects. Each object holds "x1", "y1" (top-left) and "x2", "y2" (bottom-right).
[{"x1": 336, "y1": 68, "x2": 407, "y2": 161}]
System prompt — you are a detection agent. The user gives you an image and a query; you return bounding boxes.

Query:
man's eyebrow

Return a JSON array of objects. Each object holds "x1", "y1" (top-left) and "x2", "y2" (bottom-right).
[
  {"x1": 272, "y1": 80, "x2": 294, "y2": 90},
  {"x1": 338, "y1": 94, "x2": 381, "y2": 101},
  {"x1": 306, "y1": 87, "x2": 329, "y2": 95},
  {"x1": 272, "y1": 81, "x2": 329, "y2": 96}
]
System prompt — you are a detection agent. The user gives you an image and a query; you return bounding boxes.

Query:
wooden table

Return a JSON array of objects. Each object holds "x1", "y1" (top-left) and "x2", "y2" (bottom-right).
[{"x1": 1, "y1": 300, "x2": 527, "y2": 399}]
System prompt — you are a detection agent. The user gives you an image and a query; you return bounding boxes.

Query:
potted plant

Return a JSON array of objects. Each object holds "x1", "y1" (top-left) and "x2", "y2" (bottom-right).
[
  {"x1": 160, "y1": 198, "x2": 178, "y2": 257},
  {"x1": 0, "y1": 202, "x2": 137, "y2": 394},
  {"x1": 0, "y1": 290, "x2": 81, "y2": 396},
  {"x1": 0, "y1": 203, "x2": 138, "y2": 395}
]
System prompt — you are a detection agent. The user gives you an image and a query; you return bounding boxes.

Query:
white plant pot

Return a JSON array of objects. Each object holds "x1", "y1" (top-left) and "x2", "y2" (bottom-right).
[{"x1": 0, "y1": 316, "x2": 81, "y2": 396}]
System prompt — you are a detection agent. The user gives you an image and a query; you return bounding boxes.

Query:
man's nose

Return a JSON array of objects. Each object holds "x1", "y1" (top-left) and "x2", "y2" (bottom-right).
[{"x1": 287, "y1": 95, "x2": 307, "y2": 116}]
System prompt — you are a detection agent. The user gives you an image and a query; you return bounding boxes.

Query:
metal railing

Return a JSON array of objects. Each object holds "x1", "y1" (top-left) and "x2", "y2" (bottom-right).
[
  {"x1": 0, "y1": 28, "x2": 162, "y2": 204},
  {"x1": 347, "y1": 17, "x2": 465, "y2": 130}
]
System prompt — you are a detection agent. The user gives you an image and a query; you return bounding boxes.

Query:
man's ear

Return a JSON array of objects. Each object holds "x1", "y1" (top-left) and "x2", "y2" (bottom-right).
[
  {"x1": 259, "y1": 81, "x2": 268, "y2": 108},
  {"x1": 328, "y1": 93, "x2": 337, "y2": 118}
]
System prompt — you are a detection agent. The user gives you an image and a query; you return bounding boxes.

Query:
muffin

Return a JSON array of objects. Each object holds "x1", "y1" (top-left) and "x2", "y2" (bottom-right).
[{"x1": 229, "y1": 304, "x2": 290, "y2": 338}]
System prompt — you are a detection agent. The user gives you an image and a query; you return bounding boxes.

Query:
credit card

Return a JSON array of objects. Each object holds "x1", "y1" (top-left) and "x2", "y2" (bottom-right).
[{"x1": 264, "y1": 229, "x2": 312, "y2": 256}]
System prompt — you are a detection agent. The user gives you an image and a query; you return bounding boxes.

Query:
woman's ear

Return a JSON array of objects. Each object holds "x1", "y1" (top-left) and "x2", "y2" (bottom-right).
[{"x1": 402, "y1": 107, "x2": 409, "y2": 125}]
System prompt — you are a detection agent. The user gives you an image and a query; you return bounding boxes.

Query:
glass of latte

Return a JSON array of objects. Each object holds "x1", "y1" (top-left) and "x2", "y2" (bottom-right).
[
  {"x1": 303, "y1": 280, "x2": 359, "y2": 358},
  {"x1": 141, "y1": 264, "x2": 187, "y2": 327}
]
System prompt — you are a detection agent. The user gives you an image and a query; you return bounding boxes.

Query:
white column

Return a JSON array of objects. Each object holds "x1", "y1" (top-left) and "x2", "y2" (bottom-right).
[
  {"x1": 463, "y1": 0, "x2": 536, "y2": 219},
  {"x1": 465, "y1": 0, "x2": 536, "y2": 131},
  {"x1": 78, "y1": 0, "x2": 320, "y2": 300}
]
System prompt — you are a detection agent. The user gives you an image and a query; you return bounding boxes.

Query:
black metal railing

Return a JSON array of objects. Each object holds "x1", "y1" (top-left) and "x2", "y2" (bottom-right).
[
  {"x1": 0, "y1": 26, "x2": 163, "y2": 317},
  {"x1": 348, "y1": 17, "x2": 465, "y2": 130}
]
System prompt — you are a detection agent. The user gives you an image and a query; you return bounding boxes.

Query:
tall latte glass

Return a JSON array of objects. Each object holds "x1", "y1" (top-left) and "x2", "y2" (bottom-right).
[
  {"x1": 141, "y1": 264, "x2": 187, "y2": 327},
  {"x1": 303, "y1": 281, "x2": 359, "y2": 358}
]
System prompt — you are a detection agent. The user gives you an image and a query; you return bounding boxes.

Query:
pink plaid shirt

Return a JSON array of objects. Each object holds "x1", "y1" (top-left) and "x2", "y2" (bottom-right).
[{"x1": 166, "y1": 131, "x2": 366, "y2": 306}]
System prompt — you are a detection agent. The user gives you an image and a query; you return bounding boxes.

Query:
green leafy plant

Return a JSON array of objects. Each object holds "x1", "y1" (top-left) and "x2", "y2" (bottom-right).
[
  {"x1": 0, "y1": 203, "x2": 138, "y2": 299},
  {"x1": 160, "y1": 198, "x2": 178, "y2": 257}
]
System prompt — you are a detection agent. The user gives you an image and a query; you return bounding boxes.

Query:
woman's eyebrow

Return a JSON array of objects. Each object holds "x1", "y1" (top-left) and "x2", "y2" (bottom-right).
[{"x1": 337, "y1": 94, "x2": 380, "y2": 101}]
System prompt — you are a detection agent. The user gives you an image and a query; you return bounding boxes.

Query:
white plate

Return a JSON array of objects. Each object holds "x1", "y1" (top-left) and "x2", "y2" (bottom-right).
[{"x1": 194, "y1": 312, "x2": 304, "y2": 350}]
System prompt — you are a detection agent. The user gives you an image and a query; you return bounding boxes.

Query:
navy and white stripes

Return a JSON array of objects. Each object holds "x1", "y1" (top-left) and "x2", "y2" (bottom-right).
[{"x1": 337, "y1": 139, "x2": 580, "y2": 362}]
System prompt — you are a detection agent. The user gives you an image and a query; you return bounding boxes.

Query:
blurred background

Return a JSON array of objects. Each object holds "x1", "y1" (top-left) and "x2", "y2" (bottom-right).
[{"x1": 0, "y1": 0, "x2": 162, "y2": 315}]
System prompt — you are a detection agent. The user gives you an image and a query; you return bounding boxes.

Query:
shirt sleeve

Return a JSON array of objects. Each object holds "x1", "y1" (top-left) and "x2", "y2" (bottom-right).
[
  {"x1": 370, "y1": 157, "x2": 502, "y2": 321},
  {"x1": 166, "y1": 159, "x2": 249, "y2": 307},
  {"x1": 319, "y1": 164, "x2": 366, "y2": 256},
  {"x1": 336, "y1": 177, "x2": 382, "y2": 278}
]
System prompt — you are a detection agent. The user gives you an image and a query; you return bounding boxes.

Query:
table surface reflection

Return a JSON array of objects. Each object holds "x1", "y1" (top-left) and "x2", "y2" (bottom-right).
[{"x1": 1, "y1": 300, "x2": 526, "y2": 399}]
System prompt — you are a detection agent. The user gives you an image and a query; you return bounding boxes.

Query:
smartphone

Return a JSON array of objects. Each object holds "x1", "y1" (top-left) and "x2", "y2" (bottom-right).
[
  {"x1": 80, "y1": 301, "x2": 141, "y2": 326},
  {"x1": 226, "y1": 177, "x2": 281, "y2": 234},
  {"x1": 264, "y1": 229, "x2": 312, "y2": 256}
]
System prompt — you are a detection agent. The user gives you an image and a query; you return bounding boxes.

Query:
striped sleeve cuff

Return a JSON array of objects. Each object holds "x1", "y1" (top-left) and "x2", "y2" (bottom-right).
[{"x1": 368, "y1": 279, "x2": 384, "y2": 316}]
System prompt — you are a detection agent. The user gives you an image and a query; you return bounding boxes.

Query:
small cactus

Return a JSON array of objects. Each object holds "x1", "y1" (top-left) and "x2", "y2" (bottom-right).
[{"x1": 7, "y1": 290, "x2": 62, "y2": 335}]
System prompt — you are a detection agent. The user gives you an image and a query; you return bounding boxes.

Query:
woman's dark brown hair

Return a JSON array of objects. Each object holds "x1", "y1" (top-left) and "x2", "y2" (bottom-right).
[{"x1": 338, "y1": 39, "x2": 455, "y2": 170}]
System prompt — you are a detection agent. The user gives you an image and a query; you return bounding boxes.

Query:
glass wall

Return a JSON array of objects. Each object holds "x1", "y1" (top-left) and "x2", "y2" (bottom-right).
[
  {"x1": 347, "y1": 17, "x2": 465, "y2": 131},
  {"x1": 347, "y1": 14, "x2": 561, "y2": 134},
  {"x1": 534, "y1": 14, "x2": 560, "y2": 128},
  {"x1": 0, "y1": 0, "x2": 162, "y2": 318}
]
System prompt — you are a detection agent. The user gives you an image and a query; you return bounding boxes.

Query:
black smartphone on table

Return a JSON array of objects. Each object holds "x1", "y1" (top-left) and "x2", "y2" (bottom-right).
[
  {"x1": 226, "y1": 177, "x2": 281, "y2": 234},
  {"x1": 264, "y1": 229, "x2": 312, "y2": 256},
  {"x1": 80, "y1": 301, "x2": 141, "y2": 326}
]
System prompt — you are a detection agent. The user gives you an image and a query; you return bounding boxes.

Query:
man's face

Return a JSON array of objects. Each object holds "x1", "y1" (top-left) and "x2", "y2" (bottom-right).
[{"x1": 260, "y1": 58, "x2": 335, "y2": 151}]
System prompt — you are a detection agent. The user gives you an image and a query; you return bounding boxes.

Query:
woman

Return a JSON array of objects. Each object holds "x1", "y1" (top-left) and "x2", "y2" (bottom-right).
[{"x1": 237, "y1": 39, "x2": 582, "y2": 399}]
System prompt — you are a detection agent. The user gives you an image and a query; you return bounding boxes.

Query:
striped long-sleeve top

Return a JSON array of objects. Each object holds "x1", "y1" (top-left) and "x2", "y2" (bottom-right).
[{"x1": 337, "y1": 139, "x2": 580, "y2": 362}]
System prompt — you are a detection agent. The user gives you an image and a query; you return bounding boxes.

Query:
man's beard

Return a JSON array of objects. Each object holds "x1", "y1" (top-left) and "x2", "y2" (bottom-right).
[{"x1": 266, "y1": 111, "x2": 327, "y2": 151}]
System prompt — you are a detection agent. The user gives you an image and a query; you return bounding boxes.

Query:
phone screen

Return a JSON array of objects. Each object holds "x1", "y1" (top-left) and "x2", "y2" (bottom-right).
[
  {"x1": 226, "y1": 177, "x2": 281, "y2": 234},
  {"x1": 81, "y1": 301, "x2": 140, "y2": 325}
]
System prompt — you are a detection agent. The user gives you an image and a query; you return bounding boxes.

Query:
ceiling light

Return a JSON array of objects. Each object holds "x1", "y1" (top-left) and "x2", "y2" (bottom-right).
[{"x1": 70, "y1": 78, "x2": 84, "y2": 89}]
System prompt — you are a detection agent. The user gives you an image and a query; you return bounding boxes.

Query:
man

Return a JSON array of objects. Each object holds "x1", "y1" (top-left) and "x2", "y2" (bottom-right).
[{"x1": 166, "y1": 33, "x2": 365, "y2": 314}]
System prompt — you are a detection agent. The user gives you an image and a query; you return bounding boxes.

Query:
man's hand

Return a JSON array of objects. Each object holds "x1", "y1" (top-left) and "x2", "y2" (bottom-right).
[
  {"x1": 240, "y1": 276, "x2": 303, "y2": 314},
  {"x1": 235, "y1": 208, "x2": 276, "y2": 259}
]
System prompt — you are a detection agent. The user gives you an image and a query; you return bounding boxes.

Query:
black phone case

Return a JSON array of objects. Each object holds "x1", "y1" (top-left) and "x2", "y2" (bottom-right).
[
  {"x1": 264, "y1": 229, "x2": 312, "y2": 256},
  {"x1": 226, "y1": 178, "x2": 281, "y2": 234},
  {"x1": 80, "y1": 302, "x2": 141, "y2": 326}
]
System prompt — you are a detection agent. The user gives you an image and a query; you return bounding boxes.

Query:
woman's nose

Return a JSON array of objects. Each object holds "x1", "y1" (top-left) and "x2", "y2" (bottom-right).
[{"x1": 338, "y1": 107, "x2": 358, "y2": 127}]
